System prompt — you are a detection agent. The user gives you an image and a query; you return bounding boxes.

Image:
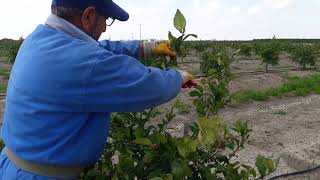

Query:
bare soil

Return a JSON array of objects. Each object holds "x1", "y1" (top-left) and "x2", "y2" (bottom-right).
[
  {"x1": 221, "y1": 95, "x2": 320, "y2": 179},
  {"x1": 164, "y1": 53, "x2": 320, "y2": 179}
]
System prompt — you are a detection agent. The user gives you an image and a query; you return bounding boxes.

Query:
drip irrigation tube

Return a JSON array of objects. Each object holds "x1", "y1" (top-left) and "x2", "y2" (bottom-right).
[{"x1": 267, "y1": 164, "x2": 320, "y2": 180}]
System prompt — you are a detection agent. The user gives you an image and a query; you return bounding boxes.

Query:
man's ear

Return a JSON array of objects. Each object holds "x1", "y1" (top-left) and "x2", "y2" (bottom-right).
[{"x1": 80, "y1": 7, "x2": 98, "y2": 32}]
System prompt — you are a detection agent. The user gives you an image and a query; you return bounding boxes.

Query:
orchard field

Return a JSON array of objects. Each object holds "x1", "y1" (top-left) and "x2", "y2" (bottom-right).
[
  {"x1": 1, "y1": 37, "x2": 320, "y2": 179},
  {"x1": 2, "y1": 8, "x2": 320, "y2": 177},
  {"x1": 162, "y1": 39, "x2": 320, "y2": 179}
]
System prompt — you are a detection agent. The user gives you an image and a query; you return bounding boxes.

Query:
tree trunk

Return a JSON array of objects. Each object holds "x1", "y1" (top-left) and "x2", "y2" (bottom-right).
[{"x1": 265, "y1": 63, "x2": 268, "y2": 72}]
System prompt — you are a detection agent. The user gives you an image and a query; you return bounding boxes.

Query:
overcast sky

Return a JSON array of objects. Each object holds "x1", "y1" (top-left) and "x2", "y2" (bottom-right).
[{"x1": 0, "y1": 0, "x2": 319, "y2": 41}]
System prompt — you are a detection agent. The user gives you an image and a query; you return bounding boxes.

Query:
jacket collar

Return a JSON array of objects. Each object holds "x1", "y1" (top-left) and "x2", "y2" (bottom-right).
[{"x1": 45, "y1": 14, "x2": 99, "y2": 45}]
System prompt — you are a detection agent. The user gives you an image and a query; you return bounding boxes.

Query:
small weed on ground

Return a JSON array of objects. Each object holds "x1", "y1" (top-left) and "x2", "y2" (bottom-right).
[
  {"x1": 274, "y1": 111, "x2": 287, "y2": 115},
  {"x1": 0, "y1": 84, "x2": 7, "y2": 93}
]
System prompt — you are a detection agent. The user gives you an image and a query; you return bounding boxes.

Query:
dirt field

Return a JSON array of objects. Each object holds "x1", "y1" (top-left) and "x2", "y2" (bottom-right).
[
  {"x1": 1, "y1": 53, "x2": 320, "y2": 179},
  {"x1": 221, "y1": 94, "x2": 320, "y2": 179},
  {"x1": 163, "y1": 53, "x2": 320, "y2": 179}
]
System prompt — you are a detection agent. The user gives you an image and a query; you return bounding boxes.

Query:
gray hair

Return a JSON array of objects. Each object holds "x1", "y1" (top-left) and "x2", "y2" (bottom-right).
[{"x1": 51, "y1": 5, "x2": 84, "y2": 21}]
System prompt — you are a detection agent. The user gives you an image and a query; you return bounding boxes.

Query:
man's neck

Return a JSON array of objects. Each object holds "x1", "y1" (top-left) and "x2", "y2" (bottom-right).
[{"x1": 45, "y1": 14, "x2": 98, "y2": 45}]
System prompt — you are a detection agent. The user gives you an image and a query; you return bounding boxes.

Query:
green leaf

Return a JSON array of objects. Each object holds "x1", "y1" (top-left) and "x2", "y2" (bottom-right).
[
  {"x1": 159, "y1": 134, "x2": 168, "y2": 144},
  {"x1": 176, "y1": 138, "x2": 198, "y2": 158},
  {"x1": 181, "y1": 160, "x2": 192, "y2": 177},
  {"x1": 174, "y1": 9, "x2": 186, "y2": 33},
  {"x1": 215, "y1": 153, "x2": 229, "y2": 163},
  {"x1": 149, "y1": 133, "x2": 167, "y2": 145},
  {"x1": 216, "y1": 58, "x2": 223, "y2": 66},
  {"x1": 208, "y1": 83, "x2": 218, "y2": 96},
  {"x1": 195, "y1": 85, "x2": 204, "y2": 93},
  {"x1": 149, "y1": 177, "x2": 163, "y2": 180},
  {"x1": 255, "y1": 156, "x2": 267, "y2": 177},
  {"x1": 165, "y1": 175, "x2": 173, "y2": 180},
  {"x1": 168, "y1": 31, "x2": 176, "y2": 41},
  {"x1": 198, "y1": 117, "x2": 225, "y2": 145},
  {"x1": 255, "y1": 155, "x2": 277, "y2": 177},
  {"x1": 134, "y1": 127, "x2": 144, "y2": 138},
  {"x1": 202, "y1": 167, "x2": 218, "y2": 180},
  {"x1": 189, "y1": 90, "x2": 202, "y2": 97},
  {"x1": 183, "y1": 34, "x2": 198, "y2": 41},
  {"x1": 112, "y1": 175, "x2": 119, "y2": 180},
  {"x1": 225, "y1": 164, "x2": 241, "y2": 179},
  {"x1": 148, "y1": 170, "x2": 162, "y2": 179},
  {"x1": 143, "y1": 151, "x2": 155, "y2": 163},
  {"x1": 171, "y1": 160, "x2": 192, "y2": 179},
  {"x1": 232, "y1": 120, "x2": 250, "y2": 137},
  {"x1": 264, "y1": 158, "x2": 277, "y2": 172},
  {"x1": 250, "y1": 168, "x2": 257, "y2": 177},
  {"x1": 132, "y1": 138, "x2": 152, "y2": 146},
  {"x1": 171, "y1": 35, "x2": 184, "y2": 54},
  {"x1": 171, "y1": 160, "x2": 184, "y2": 179},
  {"x1": 190, "y1": 122, "x2": 200, "y2": 137},
  {"x1": 195, "y1": 104, "x2": 206, "y2": 117},
  {"x1": 149, "y1": 108, "x2": 161, "y2": 118},
  {"x1": 119, "y1": 154, "x2": 135, "y2": 171},
  {"x1": 119, "y1": 113, "x2": 135, "y2": 121},
  {"x1": 226, "y1": 142, "x2": 235, "y2": 150}
]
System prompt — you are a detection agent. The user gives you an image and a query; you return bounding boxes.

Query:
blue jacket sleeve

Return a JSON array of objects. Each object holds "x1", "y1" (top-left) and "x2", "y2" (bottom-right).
[
  {"x1": 84, "y1": 52, "x2": 183, "y2": 112},
  {"x1": 98, "y1": 40, "x2": 140, "y2": 58}
]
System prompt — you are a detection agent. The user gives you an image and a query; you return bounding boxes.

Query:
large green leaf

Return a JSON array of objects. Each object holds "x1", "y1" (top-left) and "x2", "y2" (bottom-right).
[
  {"x1": 176, "y1": 138, "x2": 198, "y2": 158},
  {"x1": 255, "y1": 155, "x2": 277, "y2": 177},
  {"x1": 171, "y1": 160, "x2": 192, "y2": 179},
  {"x1": 171, "y1": 160, "x2": 183, "y2": 179},
  {"x1": 134, "y1": 127, "x2": 144, "y2": 138},
  {"x1": 149, "y1": 177, "x2": 163, "y2": 180},
  {"x1": 198, "y1": 117, "x2": 226, "y2": 145},
  {"x1": 255, "y1": 155, "x2": 267, "y2": 177},
  {"x1": 174, "y1": 9, "x2": 186, "y2": 33},
  {"x1": 132, "y1": 138, "x2": 152, "y2": 146}
]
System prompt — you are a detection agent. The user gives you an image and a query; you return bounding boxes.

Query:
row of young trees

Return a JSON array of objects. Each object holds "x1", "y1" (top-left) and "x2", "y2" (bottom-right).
[
  {"x1": 239, "y1": 41, "x2": 319, "y2": 71},
  {"x1": 0, "y1": 37, "x2": 24, "y2": 64},
  {"x1": 2, "y1": 37, "x2": 319, "y2": 73},
  {"x1": 182, "y1": 40, "x2": 319, "y2": 72}
]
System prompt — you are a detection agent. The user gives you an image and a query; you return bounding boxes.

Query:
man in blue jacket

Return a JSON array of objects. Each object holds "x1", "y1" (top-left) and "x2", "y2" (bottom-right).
[{"x1": 0, "y1": 0, "x2": 194, "y2": 179}]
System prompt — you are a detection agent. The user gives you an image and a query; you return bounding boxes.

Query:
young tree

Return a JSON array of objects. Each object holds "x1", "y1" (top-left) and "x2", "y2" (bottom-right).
[
  {"x1": 8, "y1": 37, "x2": 24, "y2": 64},
  {"x1": 239, "y1": 43, "x2": 252, "y2": 58},
  {"x1": 291, "y1": 44, "x2": 317, "y2": 69},
  {"x1": 259, "y1": 42, "x2": 280, "y2": 72}
]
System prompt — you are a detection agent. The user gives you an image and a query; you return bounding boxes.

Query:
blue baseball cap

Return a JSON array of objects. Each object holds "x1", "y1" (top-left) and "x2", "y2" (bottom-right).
[{"x1": 52, "y1": 0, "x2": 129, "y2": 21}]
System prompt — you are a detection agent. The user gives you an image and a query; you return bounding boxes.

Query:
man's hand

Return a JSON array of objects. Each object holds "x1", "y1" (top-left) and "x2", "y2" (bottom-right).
[
  {"x1": 178, "y1": 70, "x2": 197, "y2": 89},
  {"x1": 182, "y1": 80, "x2": 198, "y2": 89},
  {"x1": 142, "y1": 40, "x2": 177, "y2": 60},
  {"x1": 152, "y1": 41, "x2": 177, "y2": 60}
]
